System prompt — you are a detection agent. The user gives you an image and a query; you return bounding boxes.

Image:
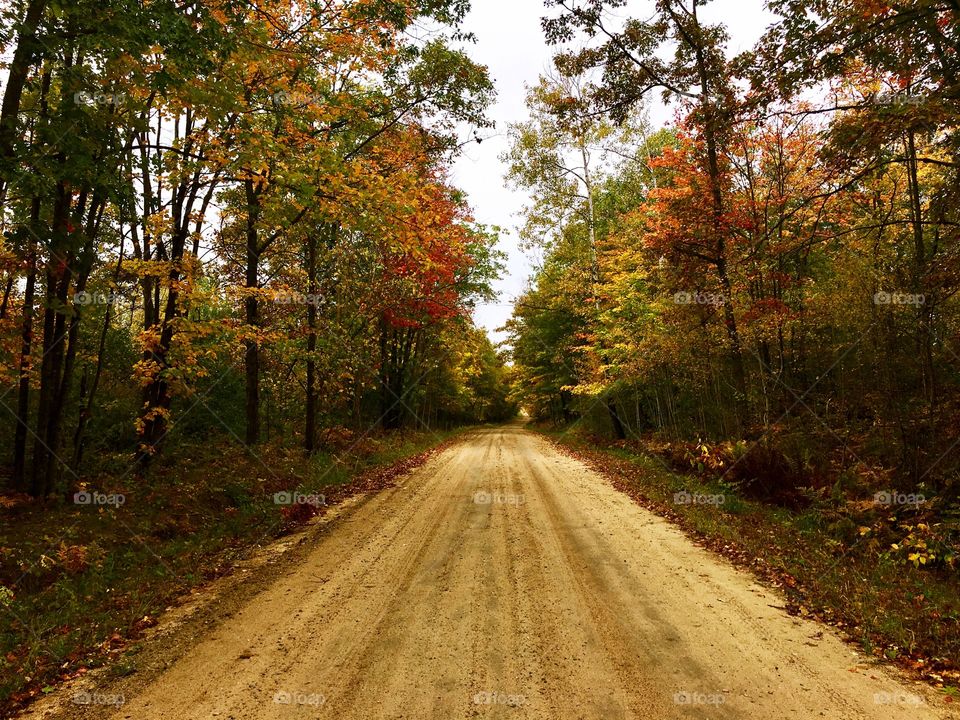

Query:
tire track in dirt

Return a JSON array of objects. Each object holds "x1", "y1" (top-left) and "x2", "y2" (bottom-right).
[{"x1": 24, "y1": 424, "x2": 952, "y2": 720}]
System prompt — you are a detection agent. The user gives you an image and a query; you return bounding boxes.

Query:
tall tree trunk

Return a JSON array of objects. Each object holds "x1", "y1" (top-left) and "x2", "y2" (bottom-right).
[
  {"x1": 11, "y1": 63, "x2": 51, "y2": 491},
  {"x1": 65, "y1": 209, "x2": 113, "y2": 480},
  {"x1": 136, "y1": 261, "x2": 182, "y2": 465},
  {"x1": 304, "y1": 230, "x2": 318, "y2": 453},
  {"x1": 135, "y1": 109, "x2": 213, "y2": 467},
  {"x1": 0, "y1": 0, "x2": 47, "y2": 210},
  {"x1": 905, "y1": 128, "x2": 936, "y2": 484},
  {"x1": 606, "y1": 397, "x2": 626, "y2": 439},
  {"x1": 379, "y1": 320, "x2": 391, "y2": 426},
  {"x1": 688, "y1": 4, "x2": 748, "y2": 428},
  {"x1": 0, "y1": 276, "x2": 13, "y2": 319},
  {"x1": 11, "y1": 197, "x2": 40, "y2": 491},
  {"x1": 243, "y1": 179, "x2": 261, "y2": 445},
  {"x1": 30, "y1": 179, "x2": 74, "y2": 496},
  {"x1": 46, "y1": 198, "x2": 102, "y2": 493}
]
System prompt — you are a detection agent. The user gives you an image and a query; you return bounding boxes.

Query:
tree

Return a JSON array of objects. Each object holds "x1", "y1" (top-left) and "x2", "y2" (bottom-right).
[
  {"x1": 0, "y1": 0, "x2": 507, "y2": 496},
  {"x1": 543, "y1": 0, "x2": 751, "y2": 426}
]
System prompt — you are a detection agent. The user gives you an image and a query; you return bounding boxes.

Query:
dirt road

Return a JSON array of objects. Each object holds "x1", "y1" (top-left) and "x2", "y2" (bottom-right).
[{"x1": 53, "y1": 425, "x2": 952, "y2": 718}]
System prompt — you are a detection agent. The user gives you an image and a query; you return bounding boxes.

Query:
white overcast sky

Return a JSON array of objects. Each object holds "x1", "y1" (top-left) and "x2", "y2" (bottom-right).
[{"x1": 455, "y1": 0, "x2": 780, "y2": 346}]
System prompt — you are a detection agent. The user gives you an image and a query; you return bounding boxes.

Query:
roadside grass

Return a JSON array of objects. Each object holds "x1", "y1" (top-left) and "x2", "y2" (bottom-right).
[
  {"x1": 0, "y1": 427, "x2": 465, "y2": 714},
  {"x1": 539, "y1": 426, "x2": 960, "y2": 696}
]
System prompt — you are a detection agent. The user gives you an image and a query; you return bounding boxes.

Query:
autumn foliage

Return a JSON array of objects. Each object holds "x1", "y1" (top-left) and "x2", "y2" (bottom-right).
[
  {"x1": 0, "y1": 0, "x2": 511, "y2": 496},
  {"x1": 516, "y1": 1, "x2": 960, "y2": 501}
]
